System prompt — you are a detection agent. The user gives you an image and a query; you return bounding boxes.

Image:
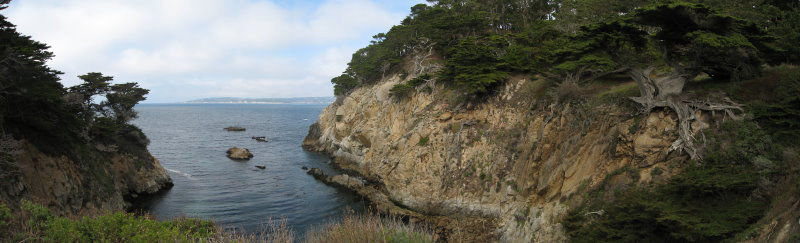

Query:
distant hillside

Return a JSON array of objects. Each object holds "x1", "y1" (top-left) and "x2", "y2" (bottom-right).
[{"x1": 185, "y1": 97, "x2": 335, "y2": 104}]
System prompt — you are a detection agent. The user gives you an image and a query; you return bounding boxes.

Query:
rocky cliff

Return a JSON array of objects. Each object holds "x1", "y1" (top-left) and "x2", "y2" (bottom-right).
[
  {"x1": 0, "y1": 137, "x2": 172, "y2": 216},
  {"x1": 302, "y1": 71, "x2": 732, "y2": 241}
]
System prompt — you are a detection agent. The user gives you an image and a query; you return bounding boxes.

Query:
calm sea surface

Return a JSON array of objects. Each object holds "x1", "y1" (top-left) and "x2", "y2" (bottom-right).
[{"x1": 132, "y1": 104, "x2": 363, "y2": 234}]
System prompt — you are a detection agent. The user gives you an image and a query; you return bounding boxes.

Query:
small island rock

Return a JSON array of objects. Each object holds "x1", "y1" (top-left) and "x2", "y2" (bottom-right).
[
  {"x1": 255, "y1": 165, "x2": 266, "y2": 170},
  {"x1": 224, "y1": 126, "x2": 246, "y2": 131},
  {"x1": 226, "y1": 147, "x2": 253, "y2": 160}
]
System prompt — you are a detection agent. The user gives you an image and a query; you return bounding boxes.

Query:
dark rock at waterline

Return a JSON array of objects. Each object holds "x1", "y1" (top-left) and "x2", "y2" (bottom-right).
[
  {"x1": 226, "y1": 147, "x2": 253, "y2": 160},
  {"x1": 301, "y1": 166, "x2": 309, "y2": 170},
  {"x1": 306, "y1": 168, "x2": 326, "y2": 180},
  {"x1": 251, "y1": 136, "x2": 268, "y2": 142},
  {"x1": 224, "y1": 126, "x2": 246, "y2": 131},
  {"x1": 304, "y1": 167, "x2": 411, "y2": 217},
  {"x1": 255, "y1": 165, "x2": 266, "y2": 170}
]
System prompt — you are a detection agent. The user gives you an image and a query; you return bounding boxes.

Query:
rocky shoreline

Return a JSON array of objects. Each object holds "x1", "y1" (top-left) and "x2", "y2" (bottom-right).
[{"x1": 303, "y1": 165, "x2": 498, "y2": 241}]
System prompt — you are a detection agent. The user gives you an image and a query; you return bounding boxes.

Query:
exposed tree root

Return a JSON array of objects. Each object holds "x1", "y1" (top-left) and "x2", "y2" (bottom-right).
[{"x1": 629, "y1": 67, "x2": 743, "y2": 160}]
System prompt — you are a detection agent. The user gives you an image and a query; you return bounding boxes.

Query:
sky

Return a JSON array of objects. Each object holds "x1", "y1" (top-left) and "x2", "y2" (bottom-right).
[{"x1": 5, "y1": 0, "x2": 424, "y2": 103}]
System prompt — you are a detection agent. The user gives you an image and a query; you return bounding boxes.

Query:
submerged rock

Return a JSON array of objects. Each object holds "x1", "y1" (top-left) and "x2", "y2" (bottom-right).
[
  {"x1": 224, "y1": 126, "x2": 246, "y2": 131},
  {"x1": 226, "y1": 147, "x2": 253, "y2": 160}
]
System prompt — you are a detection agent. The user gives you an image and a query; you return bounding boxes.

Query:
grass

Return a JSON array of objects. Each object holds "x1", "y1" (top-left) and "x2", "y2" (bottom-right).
[
  {"x1": 417, "y1": 136, "x2": 430, "y2": 146},
  {"x1": 594, "y1": 82, "x2": 638, "y2": 101},
  {"x1": 0, "y1": 201, "x2": 434, "y2": 243},
  {"x1": 305, "y1": 211, "x2": 434, "y2": 243}
]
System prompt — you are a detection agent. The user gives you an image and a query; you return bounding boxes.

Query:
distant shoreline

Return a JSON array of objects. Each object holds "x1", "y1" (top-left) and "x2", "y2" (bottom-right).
[
  {"x1": 178, "y1": 97, "x2": 335, "y2": 105},
  {"x1": 138, "y1": 102, "x2": 331, "y2": 105},
  {"x1": 139, "y1": 97, "x2": 336, "y2": 105}
]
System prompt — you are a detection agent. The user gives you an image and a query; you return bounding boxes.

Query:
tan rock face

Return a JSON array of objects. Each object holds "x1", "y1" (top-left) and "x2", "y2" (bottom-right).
[
  {"x1": 226, "y1": 147, "x2": 253, "y2": 160},
  {"x1": 304, "y1": 74, "x2": 708, "y2": 241}
]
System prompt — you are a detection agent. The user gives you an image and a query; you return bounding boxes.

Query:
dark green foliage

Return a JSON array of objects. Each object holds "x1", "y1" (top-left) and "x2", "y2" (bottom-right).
[
  {"x1": 70, "y1": 72, "x2": 112, "y2": 111},
  {"x1": 739, "y1": 66, "x2": 800, "y2": 145},
  {"x1": 344, "y1": 44, "x2": 402, "y2": 85},
  {"x1": 390, "y1": 74, "x2": 431, "y2": 97},
  {"x1": 552, "y1": 0, "x2": 655, "y2": 31},
  {"x1": 89, "y1": 117, "x2": 150, "y2": 158},
  {"x1": 332, "y1": 74, "x2": 359, "y2": 96},
  {"x1": 103, "y1": 82, "x2": 148, "y2": 124},
  {"x1": 565, "y1": 121, "x2": 776, "y2": 242},
  {"x1": 633, "y1": 2, "x2": 773, "y2": 81},
  {"x1": 501, "y1": 23, "x2": 563, "y2": 73},
  {"x1": 329, "y1": 0, "x2": 796, "y2": 102},
  {"x1": 438, "y1": 36, "x2": 510, "y2": 96},
  {"x1": 330, "y1": 1, "x2": 556, "y2": 98},
  {"x1": 0, "y1": 3, "x2": 151, "y2": 157},
  {"x1": 692, "y1": 0, "x2": 800, "y2": 64},
  {"x1": 0, "y1": 203, "x2": 10, "y2": 236},
  {"x1": 0, "y1": 3, "x2": 82, "y2": 154}
]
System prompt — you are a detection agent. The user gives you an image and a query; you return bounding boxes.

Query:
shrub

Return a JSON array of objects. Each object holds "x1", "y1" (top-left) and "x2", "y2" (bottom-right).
[
  {"x1": 44, "y1": 213, "x2": 216, "y2": 242},
  {"x1": 548, "y1": 80, "x2": 591, "y2": 105},
  {"x1": 0, "y1": 203, "x2": 10, "y2": 235},
  {"x1": 5, "y1": 201, "x2": 219, "y2": 242},
  {"x1": 740, "y1": 65, "x2": 800, "y2": 145},
  {"x1": 418, "y1": 136, "x2": 429, "y2": 146},
  {"x1": 21, "y1": 200, "x2": 53, "y2": 230}
]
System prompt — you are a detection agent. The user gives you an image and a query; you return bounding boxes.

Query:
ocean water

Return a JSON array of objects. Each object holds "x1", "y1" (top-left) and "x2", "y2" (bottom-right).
[{"x1": 131, "y1": 104, "x2": 363, "y2": 235}]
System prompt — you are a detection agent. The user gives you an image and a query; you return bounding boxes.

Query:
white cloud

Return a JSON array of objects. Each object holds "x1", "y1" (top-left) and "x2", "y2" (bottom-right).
[{"x1": 4, "y1": 0, "x2": 416, "y2": 102}]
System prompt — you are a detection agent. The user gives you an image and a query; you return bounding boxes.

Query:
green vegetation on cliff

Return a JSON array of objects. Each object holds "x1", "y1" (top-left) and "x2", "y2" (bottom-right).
[{"x1": 331, "y1": 0, "x2": 798, "y2": 98}]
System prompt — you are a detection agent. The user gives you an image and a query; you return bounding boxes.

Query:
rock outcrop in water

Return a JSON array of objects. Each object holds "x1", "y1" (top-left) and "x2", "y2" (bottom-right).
[{"x1": 226, "y1": 147, "x2": 253, "y2": 160}]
